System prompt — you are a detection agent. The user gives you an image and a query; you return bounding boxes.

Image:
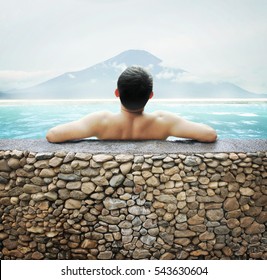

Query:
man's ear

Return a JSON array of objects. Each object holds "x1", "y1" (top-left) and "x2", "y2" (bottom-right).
[
  {"x1": 115, "y1": 89, "x2": 120, "y2": 97},
  {"x1": 149, "y1": 92, "x2": 154, "y2": 99}
]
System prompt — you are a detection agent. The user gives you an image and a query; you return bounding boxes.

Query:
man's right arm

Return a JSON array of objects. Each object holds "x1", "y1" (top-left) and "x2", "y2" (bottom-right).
[{"x1": 164, "y1": 112, "x2": 217, "y2": 142}]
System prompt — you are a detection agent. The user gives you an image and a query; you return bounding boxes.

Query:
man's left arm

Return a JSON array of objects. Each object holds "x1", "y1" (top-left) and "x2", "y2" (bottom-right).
[{"x1": 46, "y1": 113, "x2": 102, "y2": 143}]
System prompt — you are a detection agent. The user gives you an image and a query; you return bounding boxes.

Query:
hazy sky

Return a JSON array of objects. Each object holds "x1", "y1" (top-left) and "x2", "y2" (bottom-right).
[{"x1": 0, "y1": 0, "x2": 267, "y2": 93}]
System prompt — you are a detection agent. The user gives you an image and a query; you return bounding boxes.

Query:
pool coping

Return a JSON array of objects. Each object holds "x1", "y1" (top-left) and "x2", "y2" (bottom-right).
[{"x1": 0, "y1": 139, "x2": 267, "y2": 154}]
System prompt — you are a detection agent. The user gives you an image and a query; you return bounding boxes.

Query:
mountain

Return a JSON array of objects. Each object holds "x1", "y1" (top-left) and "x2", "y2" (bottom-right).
[
  {"x1": 4, "y1": 50, "x2": 265, "y2": 99},
  {"x1": 0, "y1": 91, "x2": 9, "y2": 99}
]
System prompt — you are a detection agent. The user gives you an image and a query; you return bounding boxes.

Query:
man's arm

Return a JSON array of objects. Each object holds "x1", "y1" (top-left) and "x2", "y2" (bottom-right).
[
  {"x1": 165, "y1": 113, "x2": 217, "y2": 142},
  {"x1": 46, "y1": 112, "x2": 104, "y2": 143}
]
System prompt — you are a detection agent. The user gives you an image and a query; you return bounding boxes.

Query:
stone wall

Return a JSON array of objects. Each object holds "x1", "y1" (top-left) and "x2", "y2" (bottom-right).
[{"x1": 0, "y1": 140, "x2": 267, "y2": 260}]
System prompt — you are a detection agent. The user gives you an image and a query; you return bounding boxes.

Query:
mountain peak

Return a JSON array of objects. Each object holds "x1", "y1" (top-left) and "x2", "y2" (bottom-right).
[
  {"x1": 5, "y1": 49, "x2": 262, "y2": 99},
  {"x1": 105, "y1": 49, "x2": 162, "y2": 66}
]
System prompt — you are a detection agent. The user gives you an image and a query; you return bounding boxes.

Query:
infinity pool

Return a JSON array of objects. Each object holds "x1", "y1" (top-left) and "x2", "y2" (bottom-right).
[{"x1": 0, "y1": 100, "x2": 266, "y2": 139}]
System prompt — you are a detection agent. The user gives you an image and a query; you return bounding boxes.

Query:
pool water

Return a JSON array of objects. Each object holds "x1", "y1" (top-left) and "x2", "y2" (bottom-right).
[{"x1": 0, "y1": 100, "x2": 266, "y2": 139}]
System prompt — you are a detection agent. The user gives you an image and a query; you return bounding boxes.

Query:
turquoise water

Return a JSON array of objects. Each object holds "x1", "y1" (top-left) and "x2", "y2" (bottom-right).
[{"x1": 0, "y1": 100, "x2": 266, "y2": 139}]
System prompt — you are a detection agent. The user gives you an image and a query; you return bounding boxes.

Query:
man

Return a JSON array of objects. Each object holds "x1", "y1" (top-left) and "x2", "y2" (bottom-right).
[{"x1": 46, "y1": 66, "x2": 217, "y2": 143}]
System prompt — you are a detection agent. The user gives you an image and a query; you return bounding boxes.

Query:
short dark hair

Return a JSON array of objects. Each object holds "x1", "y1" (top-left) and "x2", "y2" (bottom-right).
[{"x1": 117, "y1": 66, "x2": 153, "y2": 110}]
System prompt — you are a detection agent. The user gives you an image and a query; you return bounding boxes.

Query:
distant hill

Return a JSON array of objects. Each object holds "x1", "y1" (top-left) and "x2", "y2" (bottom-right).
[
  {"x1": 0, "y1": 91, "x2": 9, "y2": 99},
  {"x1": 4, "y1": 49, "x2": 265, "y2": 99}
]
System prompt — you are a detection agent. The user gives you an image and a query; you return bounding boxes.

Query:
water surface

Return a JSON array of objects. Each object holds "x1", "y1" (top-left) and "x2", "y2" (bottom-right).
[{"x1": 0, "y1": 100, "x2": 266, "y2": 139}]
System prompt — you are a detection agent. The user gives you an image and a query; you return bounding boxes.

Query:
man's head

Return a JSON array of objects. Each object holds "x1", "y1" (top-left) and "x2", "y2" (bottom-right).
[{"x1": 116, "y1": 66, "x2": 153, "y2": 111}]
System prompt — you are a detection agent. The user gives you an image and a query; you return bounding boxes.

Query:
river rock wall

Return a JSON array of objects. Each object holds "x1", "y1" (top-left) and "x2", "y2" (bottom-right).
[{"x1": 0, "y1": 150, "x2": 266, "y2": 259}]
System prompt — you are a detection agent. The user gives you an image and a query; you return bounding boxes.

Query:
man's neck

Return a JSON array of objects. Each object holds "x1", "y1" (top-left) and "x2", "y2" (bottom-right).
[{"x1": 121, "y1": 106, "x2": 144, "y2": 117}]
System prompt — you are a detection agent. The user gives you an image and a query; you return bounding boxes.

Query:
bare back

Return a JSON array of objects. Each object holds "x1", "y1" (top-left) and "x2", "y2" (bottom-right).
[
  {"x1": 97, "y1": 111, "x2": 169, "y2": 140},
  {"x1": 46, "y1": 110, "x2": 217, "y2": 143}
]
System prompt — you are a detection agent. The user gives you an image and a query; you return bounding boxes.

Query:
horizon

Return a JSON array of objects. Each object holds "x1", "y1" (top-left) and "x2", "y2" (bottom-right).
[
  {"x1": 1, "y1": 98, "x2": 267, "y2": 104},
  {"x1": 0, "y1": 0, "x2": 267, "y2": 95}
]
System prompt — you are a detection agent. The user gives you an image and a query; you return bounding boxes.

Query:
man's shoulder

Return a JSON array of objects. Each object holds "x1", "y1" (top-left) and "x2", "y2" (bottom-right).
[
  {"x1": 150, "y1": 110, "x2": 180, "y2": 120},
  {"x1": 81, "y1": 111, "x2": 114, "y2": 126},
  {"x1": 94, "y1": 110, "x2": 114, "y2": 116},
  {"x1": 84, "y1": 111, "x2": 114, "y2": 119}
]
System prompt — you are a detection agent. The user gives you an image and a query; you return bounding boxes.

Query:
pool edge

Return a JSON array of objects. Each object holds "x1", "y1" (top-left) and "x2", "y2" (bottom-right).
[{"x1": 0, "y1": 139, "x2": 267, "y2": 154}]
